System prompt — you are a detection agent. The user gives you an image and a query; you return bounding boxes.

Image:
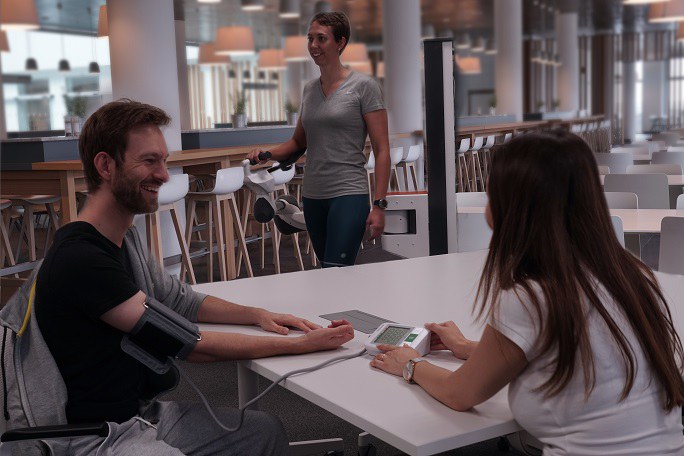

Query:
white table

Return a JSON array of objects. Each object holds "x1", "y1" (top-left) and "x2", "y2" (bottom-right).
[
  {"x1": 457, "y1": 206, "x2": 684, "y2": 234},
  {"x1": 193, "y1": 251, "x2": 684, "y2": 456},
  {"x1": 195, "y1": 251, "x2": 519, "y2": 456},
  {"x1": 600, "y1": 174, "x2": 684, "y2": 187}
]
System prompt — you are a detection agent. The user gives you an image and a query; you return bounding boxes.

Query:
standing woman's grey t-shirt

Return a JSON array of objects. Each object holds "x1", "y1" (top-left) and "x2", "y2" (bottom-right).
[{"x1": 300, "y1": 71, "x2": 385, "y2": 199}]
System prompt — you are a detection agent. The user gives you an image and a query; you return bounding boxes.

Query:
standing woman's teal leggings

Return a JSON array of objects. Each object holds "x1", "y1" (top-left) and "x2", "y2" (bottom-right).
[{"x1": 302, "y1": 195, "x2": 370, "y2": 267}]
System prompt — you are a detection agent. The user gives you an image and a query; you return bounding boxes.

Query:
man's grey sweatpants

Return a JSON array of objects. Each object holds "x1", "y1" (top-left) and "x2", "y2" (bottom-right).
[{"x1": 47, "y1": 401, "x2": 288, "y2": 455}]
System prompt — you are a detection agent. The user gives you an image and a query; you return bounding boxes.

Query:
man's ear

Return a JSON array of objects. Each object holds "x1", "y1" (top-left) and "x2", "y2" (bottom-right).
[{"x1": 93, "y1": 151, "x2": 114, "y2": 183}]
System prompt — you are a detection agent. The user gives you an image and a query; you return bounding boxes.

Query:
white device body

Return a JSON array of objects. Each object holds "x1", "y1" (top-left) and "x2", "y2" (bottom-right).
[{"x1": 365, "y1": 323, "x2": 431, "y2": 356}]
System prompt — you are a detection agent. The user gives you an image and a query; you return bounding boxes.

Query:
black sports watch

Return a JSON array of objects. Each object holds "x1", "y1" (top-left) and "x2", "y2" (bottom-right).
[{"x1": 373, "y1": 198, "x2": 388, "y2": 210}]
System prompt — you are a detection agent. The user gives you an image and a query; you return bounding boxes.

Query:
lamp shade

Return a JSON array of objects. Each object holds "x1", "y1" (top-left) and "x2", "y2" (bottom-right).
[
  {"x1": 0, "y1": 31, "x2": 9, "y2": 52},
  {"x1": 679, "y1": 22, "x2": 684, "y2": 41},
  {"x1": 199, "y1": 42, "x2": 230, "y2": 65},
  {"x1": 97, "y1": 6, "x2": 108, "y2": 37},
  {"x1": 59, "y1": 59, "x2": 71, "y2": 72},
  {"x1": 649, "y1": 1, "x2": 684, "y2": 22},
  {"x1": 284, "y1": 36, "x2": 308, "y2": 61},
  {"x1": 25, "y1": 57, "x2": 38, "y2": 71},
  {"x1": 89, "y1": 61, "x2": 100, "y2": 73},
  {"x1": 215, "y1": 26, "x2": 255, "y2": 56},
  {"x1": 1, "y1": 0, "x2": 39, "y2": 31},
  {"x1": 258, "y1": 49, "x2": 286, "y2": 69},
  {"x1": 455, "y1": 55, "x2": 481, "y2": 75},
  {"x1": 471, "y1": 37, "x2": 485, "y2": 53},
  {"x1": 341, "y1": 43, "x2": 368, "y2": 64},
  {"x1": 279, "y1": 0, "x2": 301, "y2": 18},
  {"x1": 242, "y1": 0, "x2": 265, "y2": 11},
  {"x1": 376, "y1": 61, "x2": 385, "y2": 78},
  {"x1": 484, "y1": 38, "x2": 497, "y2": 55}
]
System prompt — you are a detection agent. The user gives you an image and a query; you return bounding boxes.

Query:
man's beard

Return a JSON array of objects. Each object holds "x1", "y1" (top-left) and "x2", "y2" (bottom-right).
[{"x1": 112, "y1": 172, "x2": 159, "y2": 214}]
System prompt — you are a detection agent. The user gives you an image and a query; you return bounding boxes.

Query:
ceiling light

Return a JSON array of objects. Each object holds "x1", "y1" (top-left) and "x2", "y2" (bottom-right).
[
  {"x1": 242, "y1": 0, "x2": 265, "y2": 11},
  {"x1": 25, "y1": 57, "x2": 38, "y2": 71},
  {"x1": 199, "y1": 42, "x2": 231, "y2": 65},
  {"x1": 649, "y1": 1, "x2": 684, "y2": 22},
  {"x1": 0, "y1": 31, "x2": 9, "y2": 52},
  {"x1": 279, "y1": 0, "x2": 301, "y2": 18},
  {"x1": 97, "y1": 6, "x2": 108, "y2": 38},
  {"x1": 258, "y1": 49, "x2": 286, "y2": 70},
  {"x1": 228, "y1": 69, "x2": 237, "y2": 78},
  {"x1": 455, "y1": 56, "x2": 481, "y2": 75},
  {"x1": 471, "y1": 37, "x2": 485, "y2": 53},
  {"x1": 243, "y1": 69, "x2": 251, "y2": 78},
  {"x1": 59, "y1": 59, "x2": 71, "y2": 71},
  {"x1": 284, "y1": 36, "x2": 308, "y2": 61},
  {"x1": 341, "y1": 43, "x2": 369, "y2": 64},
  {"x1": 89, "y1": 61, "x2": 100, "y2": 73},
  {"x1": 214, "y1": 26, "x2": 255, "y2": 56},
  {"x1": 1, "y1": 0, "x2": 39, "y2": 31}
]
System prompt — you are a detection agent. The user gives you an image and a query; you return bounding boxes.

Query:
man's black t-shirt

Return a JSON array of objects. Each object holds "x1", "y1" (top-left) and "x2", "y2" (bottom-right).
[{"x1": 35, "y1": 222, "x2": 149, "y2": 423}]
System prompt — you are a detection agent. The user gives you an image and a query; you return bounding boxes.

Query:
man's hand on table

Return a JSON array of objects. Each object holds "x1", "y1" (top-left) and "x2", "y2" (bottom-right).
[
  {"x1": 256, "y1": 309, "x2": 320, "y2": 335},
  {"x1": 297, "y1": 319, "x2": 355, "y2": 352}
]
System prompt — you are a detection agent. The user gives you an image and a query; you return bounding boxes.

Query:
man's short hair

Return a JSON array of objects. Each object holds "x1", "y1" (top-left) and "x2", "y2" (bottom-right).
[
  {"x1": 311, "y1": 12, "x2": 350, "y2": 55},
  {"x1": 79, "y1": 99, "x2": 171, "y2": 192}
]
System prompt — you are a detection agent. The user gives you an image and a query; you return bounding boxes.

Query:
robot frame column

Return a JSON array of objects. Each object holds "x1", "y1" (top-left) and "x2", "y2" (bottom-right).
[{"x1": 382, "y1": 38, "x2": 461, "y2": 257}]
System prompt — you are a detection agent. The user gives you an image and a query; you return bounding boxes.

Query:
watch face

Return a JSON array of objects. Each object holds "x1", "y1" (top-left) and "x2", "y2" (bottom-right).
[
  {"x1": 375, "y1": 199, "x2": 388, "y2": 209},
  {"x1": 403, "y1": 360, "x2": 413, "y2": 382}
]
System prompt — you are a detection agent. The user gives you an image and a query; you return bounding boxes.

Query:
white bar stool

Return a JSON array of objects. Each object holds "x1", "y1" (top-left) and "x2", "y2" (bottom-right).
[
  {"x1": 0, "y1": 200, "x2": 17, "y2": 272},
  {"x1": 389, "y1": 146, "x2": 405, "y2": 192},
  {"x1": 457, "y1": 138, "x2": 472, "y2": 192},
  {"x1": 186, "y1": 167, "x2": 253, "y2": 282},
  {"x1": 400, "y1": 144, "x2": 422, "y2": 191},
  {"x1": 7, "y1": 195, "x2": 61, "y2": 262},
  {"x1": 468, "y1": 137, "x2": 486, "y2": 192},
  {"x1": 143, "y1": 174, "x2": 196, "y2": 285}
]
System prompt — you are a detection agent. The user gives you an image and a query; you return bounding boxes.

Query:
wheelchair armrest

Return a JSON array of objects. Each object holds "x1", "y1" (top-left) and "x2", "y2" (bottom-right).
[{"x1": 1, "y1": 423, "x2": 109, "y2": 442}]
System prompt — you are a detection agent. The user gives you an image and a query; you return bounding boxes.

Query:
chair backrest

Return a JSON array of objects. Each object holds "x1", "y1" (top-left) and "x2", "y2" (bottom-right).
[
  {"x1": 213, "y1": 167, "x2": 244, "y2": 194},
  {"x1": 669, "y1": 146, "x2": 684, "y2": 153},
  {"x1": 659, "y1": 217, "x2": 684, "y2": 274},
  {"x1": 271, "y1": 164, "x2": 296, "y2": 185},
  {"x1": 457, "y1": 212, "x2": 492, "y2": 252},
  {"x1": 603, "y1": 174, "x2": 669, "y2": 209},
  {"x1": 403, "y1": 144, "x2": 422, "y2": 162},
  {"x1": 389, "y1": 147, "x2": 404, "y2": 166},
  {"x1": 626, "y1": 164, "x2": 683, "y2": 175},
  {"x1": 612, "y1": 145, "x2": 649, "y2": 155},
  {"x1": 483, "y1": 135, "x2": 496, "y2": 149},
  {"x1": 654, "y1": 132, "x2": 680, "y2": 147},
  {"x1": 677, "y1": 194, "x2": 684, "y2": 210},
  {"x1": 651, "y1": 151, "x2": 684, "y2": 167},
  {"x1": 611, "y1": 215, "x2": 625, "y2": 248},
  {"x1": 604, "y1": 191, "x2": 638, "y2": 209},
  {"x1": 456, "y1": 192, "x2": 488, "y2": 207},
  {"x1": 158, "y1": 173, "x2": 189, "y2": 206},
  {"x1": 470, "y1": 136, "x2": 484, "y2": 151},
  {"x1": 598, "y1": 166, "x2": 610, "y2": 175},
  {"x1": 594, "y1": 152, "x2": 633, "y2": 174},
  {"x1": 365, "y1": 152, "x2": 375, "y2": 170},
  {"x1": 458, "y1": 138, "x2": 470, "y2": 153},
  {"x1": 503, "y1": 133, "x2": 512, "y2": 143}
]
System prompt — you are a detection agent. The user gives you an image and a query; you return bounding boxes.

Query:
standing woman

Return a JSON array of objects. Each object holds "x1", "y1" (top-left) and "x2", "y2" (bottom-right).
[
  {"x1": 248, "y1": 12, "x2": 390, "y2": 268},
  {"x1": 371, "y1": 131, "x2": 684, "y2": 454}
]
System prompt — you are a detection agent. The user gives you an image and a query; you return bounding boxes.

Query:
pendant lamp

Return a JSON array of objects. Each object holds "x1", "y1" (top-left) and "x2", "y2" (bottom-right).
[
  {"x1": 1, "y1": 0, "x2": 39, "y2": 30},
  {"x1": 214, "y1": 27, "x2": 255, "y2": 56}
]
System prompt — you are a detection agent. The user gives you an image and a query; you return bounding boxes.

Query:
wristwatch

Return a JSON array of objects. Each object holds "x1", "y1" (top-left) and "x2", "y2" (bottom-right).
[
  {"x1": 402, "y1": 357, "x2": 426, "y2": 383},
  {"x1": 373, "y1": 198, "x2": 388, "y2": 210}
]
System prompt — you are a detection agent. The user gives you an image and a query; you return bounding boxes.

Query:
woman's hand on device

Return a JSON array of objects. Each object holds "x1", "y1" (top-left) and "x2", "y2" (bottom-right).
[
  {"x1": 370, "y1": 344, "x2": 421, "y2": 376},
  {"x1": 426, "y1": 321, "x2": 478, "y2": 360},
  {"x1": 247, "y1": 148, "x2": 268, "y2": 164}
]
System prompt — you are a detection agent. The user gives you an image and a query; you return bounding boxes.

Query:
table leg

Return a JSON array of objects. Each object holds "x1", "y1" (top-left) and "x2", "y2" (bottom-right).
[
  {"x1": 60, "y1": 171, "x2": 78, "y2": 223},
  {"x1": 237, "y1": 363, "x2": 260, "y2": 410}
]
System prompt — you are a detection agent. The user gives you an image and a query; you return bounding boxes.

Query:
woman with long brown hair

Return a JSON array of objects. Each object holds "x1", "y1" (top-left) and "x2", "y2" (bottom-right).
[{"x1": 371, "y1": 130, "x2": 684, "y2": 454}]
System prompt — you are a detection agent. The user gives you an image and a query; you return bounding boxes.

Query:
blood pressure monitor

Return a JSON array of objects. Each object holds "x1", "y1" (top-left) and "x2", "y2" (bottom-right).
[{"x1": 365, "y1": 323, "x2": 431, "y2": 356}]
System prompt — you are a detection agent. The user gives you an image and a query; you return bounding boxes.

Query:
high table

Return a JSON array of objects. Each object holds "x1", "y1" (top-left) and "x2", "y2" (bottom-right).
[
  {"x1": 193, "y1": 250, "x2": 684, "y2": 456},
  {"x1": 457, "y1": 206, "x2": 684, "y2": 234}
]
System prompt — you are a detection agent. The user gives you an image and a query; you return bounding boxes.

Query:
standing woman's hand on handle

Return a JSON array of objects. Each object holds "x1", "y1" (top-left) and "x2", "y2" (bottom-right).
[
  {"x1": 247, "y1": 148, "x2": 268, "y2": 165},
  {"x1": 426, "y1": 321, "x2": 478, "y2": 360}
]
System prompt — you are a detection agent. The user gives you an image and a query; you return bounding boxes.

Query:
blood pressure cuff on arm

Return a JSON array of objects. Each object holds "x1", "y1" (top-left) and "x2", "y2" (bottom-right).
[{"x1": 120, "y1": 297, "x2": 201, "y2": 374}]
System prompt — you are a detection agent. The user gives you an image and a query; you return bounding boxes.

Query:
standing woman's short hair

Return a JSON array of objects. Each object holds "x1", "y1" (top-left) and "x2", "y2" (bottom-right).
[{"x1": 310, "y1": 12, "x2": 351, "y2": 54}]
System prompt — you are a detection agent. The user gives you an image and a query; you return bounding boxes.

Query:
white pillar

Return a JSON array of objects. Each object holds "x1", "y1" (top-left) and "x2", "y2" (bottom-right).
[
  {"x1": 642, "y1": 60, "x2": 668, "y2": 133},
  {"x1": 381, "y1": 0, "x2": 422, "y2": 135},
  {"x1": 107, "y1": 0, "x2": 182, "y2": 152},
  {"x1": 494, "y1": 0, "x2": 523, "y2": 121},
  {"x1": 175, "y1": 13, "x2": 191, "y2": 131},
  {"x1": 107, "y1": 0, "x2": 184, "y2": 266},
  {"x1": 0, "y1": 55, "x2": 6, "y2": 140},
  {"x1": 556, "y1": 3, "x2": 579, "y2": 113},
  {"x1": 623, "y1": 61, "x2": 637, "y2": 142}
]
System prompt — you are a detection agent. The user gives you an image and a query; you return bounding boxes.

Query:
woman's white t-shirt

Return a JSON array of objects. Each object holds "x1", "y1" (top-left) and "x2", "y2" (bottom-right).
[{"x1": 490, "y1": 283, "x2": 684, "y2": 455}]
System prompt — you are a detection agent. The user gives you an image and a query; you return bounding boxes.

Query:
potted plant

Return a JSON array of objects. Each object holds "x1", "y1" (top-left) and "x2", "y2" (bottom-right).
[
  {"x1": 488, "y1": 95, "x2": 497, "y2": 116},
  {"x1": 64, "y1": 95, "x2": 88, "y2": 136},
  {"x1": 552, "y1": 99, "x2": 561, "y2": 112},
  {"x1": 232, "y1": 94, "x2": 247, "y2": 129},
  {"x1": 285, "y1": 99, "x2": 299, "y2": 126},
  {"x1": 536, "y1": 100, "x2": 545, "y2": 113}
]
